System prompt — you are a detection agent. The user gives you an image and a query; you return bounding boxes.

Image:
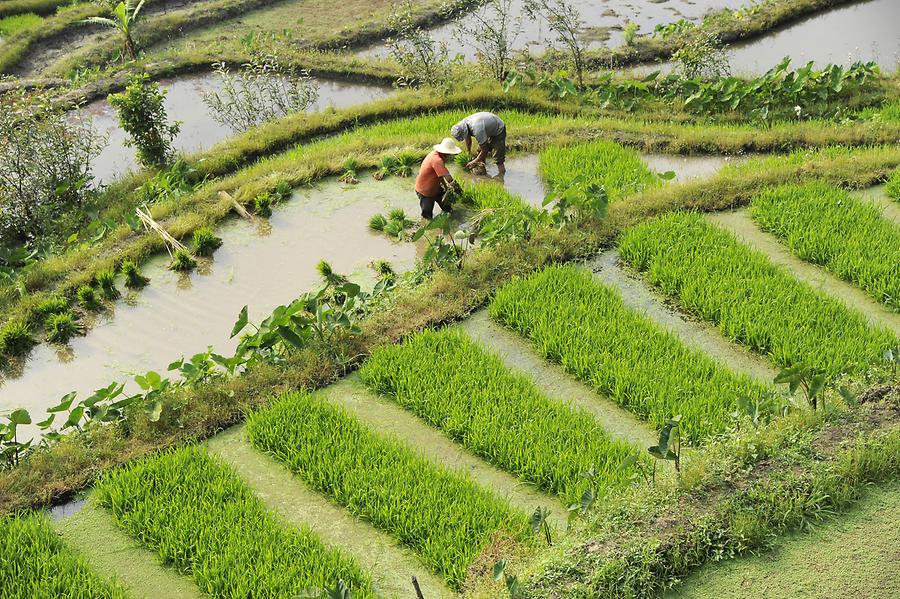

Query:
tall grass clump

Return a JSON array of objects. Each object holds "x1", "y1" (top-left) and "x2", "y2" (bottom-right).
[
  {"x1": 539, "y1": 140, "x2": 659, "y2": 201},
  {"x1": 490, "y1": 266, "x2": 769, "y2": 443},
  {"x1": 886, "y1": 167, "x2": 900, "y2": 200},
  {"x1": 750, "y1": 182, "x2": 900, "y2": 311},
  {"x1": 618, "y1": 212, "x2": 899, "y2": 377},
  {"x1": 94, "y1": 445, "x2": 373, "y2": 597},
  {"x1": 0, "y1": 513, "x2": 127, "y2": 599},
  {"x1": 76, "y1": 285, "x2": 101, "y2": 311},
  {"x1": 248, "y1": 391, "x2": 529, "y2": 589},
  {"x1": 360, "y1": 329, "x2": 644, "y2": 502}
]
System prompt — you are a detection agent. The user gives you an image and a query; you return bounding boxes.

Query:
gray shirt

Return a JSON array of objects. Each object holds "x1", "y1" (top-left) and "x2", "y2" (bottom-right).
[{"x1": 461, "y1": 112, "x2": 505, "y2": 145}]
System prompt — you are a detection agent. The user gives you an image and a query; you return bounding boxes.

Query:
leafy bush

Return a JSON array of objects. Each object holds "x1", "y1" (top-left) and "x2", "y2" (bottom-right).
[
  {"x1": 108, "y1": 74, "x2": 180, "y2": 169},
  {"x1": 76, "y1": 285, "x2": 101, "y2": 311},
  {"x1": 491, "y1": 266, "x2": 769, "y2": 443},
  {"x1": 386, "y1": 0, "x2": 451, "y2": 88},
  {"x1": 361, "y1": 328, "x2": 645, "y2": 502},
  {"x1": 0, "y1": 319, "x2": 34, "y2": 357},
  {"x1": 248, "y1": 390, "x2": 531, "y2": 589},
  {"x1": 0, "y1": 88, "x2": 101, "y2": 243},
  {"x1": 94, "y1": 269, "x2": 120, "y2": 300},
  {"x1": 119, "y1": 259, "x2": 148, "y2": 288},
  {"x1": 169, "y1": 249, "x2": 196, "y2": 272},
  {"x1": 0, "y1": 513, "x2": 128, "y2": 599},
  {"x1": 672, "y1": 30, "x2": 730, "y2": 79},
  {"x1": 191, "y1": 227, "x2": 222, "y2": 257},
  {"x1": 45, "y1": 311, "x2": 80, "y2": 343},
  {"x1": 750, "y1": 182, "x2": 900, "y2": 311},
  {"x1": 94, "y1": 446, "x2": 374, "y2": 597},
  {"x1": 618, "y1": 212, "x2": 899, "y2": 377}
]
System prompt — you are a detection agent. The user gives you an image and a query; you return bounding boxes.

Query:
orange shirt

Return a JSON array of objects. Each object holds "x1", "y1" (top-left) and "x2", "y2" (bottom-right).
[{"x1": 415, "y1": 151, "x2": 450, "y2": 197}]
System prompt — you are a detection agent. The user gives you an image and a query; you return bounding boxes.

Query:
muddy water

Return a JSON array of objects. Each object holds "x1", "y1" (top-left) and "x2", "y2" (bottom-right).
[
  {"x1": 728, "y1": 0, "x2": 900, "y2": 75},
  {"x1": 82, "y1": 74, "x2": 392, "y2": 184},
  {"x1": 641, "y1": 153, "x2": 745, "y2": 182},
  {"x1": 0, "y1": 177, "x2": 421, "y2": 420},
  {"x1": 359, "y1": 0, "x2": 746, "y2": 58},
  {"x1": 208, "y1": 425, "x2": 451, "y2": 599},
  {"x1": 708, "y1": 209, "x2": 900, "y2": 336}
]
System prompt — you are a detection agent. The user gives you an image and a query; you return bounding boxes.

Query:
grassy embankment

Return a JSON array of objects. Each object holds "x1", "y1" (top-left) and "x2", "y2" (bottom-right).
[{"x1": 0, "y1": 0, "x2": 70, "y2": 18}]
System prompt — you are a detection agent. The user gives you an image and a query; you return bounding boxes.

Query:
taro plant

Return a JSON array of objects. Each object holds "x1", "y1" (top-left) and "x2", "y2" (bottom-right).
[
  {"x1": 647, "y1": 415, "x2": 683, "y2": 479},
  {"x1": 45, "y1": 311, "x2": 80, "y2": 343},
  {"x1": 109, "y1": 74, "x2": 181, "y2": 169},
  {"x1": 119, "y1": 258, "x2": 149, "y2": 288},
  {"x1": 492, "y1": 561, "x2": 523, "y2": 598},
  {"x1": 0, "y1": 408, "x2": 33, "y2": 467},
  {"x1": 83, "y1": 0, "x2": 146, "y2": 60},
  {"x1": 774, "y1": 364, "x2": 827, "y2": 411},
  {"x1": 411, "y1": 213, "x2": 474, "y2": 272},
  {"x1": 191, "y1": 227, "x2": 223, "y2": 257},
  {"x1": 169, "y1": 248, "x2": 196, "y2": 272},
  {"x1": 94, "y1": 269, "x2": 120, "y2": 300},
  {"x1": 76, "y1": 284, "x2": 102, "y2": 311},
  {"x1": 530, "y1": 506, "x2": 552, "y2": 546}
]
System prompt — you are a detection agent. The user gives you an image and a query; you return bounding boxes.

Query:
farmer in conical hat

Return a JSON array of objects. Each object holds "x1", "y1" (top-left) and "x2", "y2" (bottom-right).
[
  {"x1": 415, "y1": 137, "x2": 463, "y2": 220},
  {"x1": 451, "y1": 111, "x2": 507, "y2": 176}
]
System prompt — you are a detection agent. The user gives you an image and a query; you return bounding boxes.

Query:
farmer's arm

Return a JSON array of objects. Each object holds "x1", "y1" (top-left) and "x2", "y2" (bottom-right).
[
  {"x1": 442, "y1": 174, "x2": 461, "y2": 191},
  {"x1": 465, "y1": 134, "x2": 473, "y2": 154},
  {"x1": 467, "y1": 146, "x2": 489, "y2": 169}
]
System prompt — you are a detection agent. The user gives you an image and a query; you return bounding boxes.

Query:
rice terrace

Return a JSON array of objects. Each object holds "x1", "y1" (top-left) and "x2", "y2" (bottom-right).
[{"x1": 1, "y1": 0, "x2": 900, "y2": 596}]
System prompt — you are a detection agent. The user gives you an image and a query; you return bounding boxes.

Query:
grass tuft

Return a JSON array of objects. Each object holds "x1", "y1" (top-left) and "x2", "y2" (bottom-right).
[
  {"x1": 45, "y1": 310, "x2": 79, "y2": 344},
  {"x1": 94, "y1": 269, "x2": 120, "y2": 300},
  {"x1": 886, "y1": 168, "x2": 900, "y2": 200},
  {"x1": 191, "y1": 227, "x2": 223, "y2": 257},
  {"x1": 0, "y1": 319, "x2": 34, "y2": 357},
  {"x1": 119, "y1": 259, "x2": 149, "y2": 288},
  {"x1": 76, "y1": 285, "x2": 101, "y2": 311},
  {"x1": 169, "y1": 249, "x2": 196, "y2": 272}
]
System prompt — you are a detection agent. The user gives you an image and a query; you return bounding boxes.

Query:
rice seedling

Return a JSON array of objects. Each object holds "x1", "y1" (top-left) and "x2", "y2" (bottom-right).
[
  {"x1": 367, "y1": 213, "x2": 387, "y2": 232},
  {"x1": 618, "y1": 212, "x2": 899, "y2": 377},
  {"x1": 338, "y1": 157, "x2": 360, "y2": 184},
  {"x1": 369, "y1": 208, "x2": 414, "y2": 240},
  {"x1": 0, "y1": 12, "x2": 42, "y2": 36},
  {"x1": 316, "y1": 259, "x2": 348, "y2": 286},
  {"x1": 0, "y1": 512, "x2": 128, "y2": 599},
  {"x1": 253, "y1": 192, "x2": 273, "y2": 217},
  {"x1": 372, "y1": 259, "x2": 396, "y2": 283},
  {"x1": 0, "y1": 319, "x2": 34, "y2": 357},
  {"x1": 119, "y1": 258, "x2": 149, "y2": 288},
  {"x1": 191, "y1": 226, "x2": 223, "y2": 257},
  {"x1": 76, "y1": 285, "x2": 101, "y2": 311},
  {"x1": 539, "y1": 140, "x2": 659, "y2": 202},
  {"x1": 750, "y1": 182, "x2": 900, "y2": 311},
  {"x1": 45, "y1": 310, "x2": 80, "y2": 343},
  {"x1": 886, "y1": 167, "x2": 900, "y2": 200},
  {"x1": 93, "y1": 269, "x2": 120, "y2": 300},
  {"x1": 94, "y1": 445, "x2": 374, "y2": 598},
  {"x1": 391, "y1": 150, "x2": 419, "y2": 177},
  {"x1": 169, "y1": 248, "x2": 197, "y2": 272},
  {"x1": 33, "y1": 294, "x2": 69, "y2": 319},
  {"x1": 360, "y1": 328, "x2": 645, "y2": 503},
  {"x1": 247, "y1": 390, "x2": 531, "y2": 590},
  {"x1": 490, "y1": 266, "x2": 769, "y2": 443},
  {"x1": 372, "y1": 155, "x2": 399, "y2": 180}
]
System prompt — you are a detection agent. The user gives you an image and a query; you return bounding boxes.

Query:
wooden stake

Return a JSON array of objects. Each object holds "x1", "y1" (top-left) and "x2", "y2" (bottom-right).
[
  {"x1": 412, "y1": 576, "x2": 425, "y2": 599},
  {"x1": 219, "y1": 190, "x2": 255, "y2": 222}
]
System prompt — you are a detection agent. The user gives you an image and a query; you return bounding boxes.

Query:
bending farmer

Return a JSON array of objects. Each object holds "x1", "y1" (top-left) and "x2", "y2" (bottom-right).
[
  {"x1": 451, "y1": 111, "x2": 506, "y2": 175},
  {"x1": 415, "y1": 137, "x2": 463, "y2": 219}
]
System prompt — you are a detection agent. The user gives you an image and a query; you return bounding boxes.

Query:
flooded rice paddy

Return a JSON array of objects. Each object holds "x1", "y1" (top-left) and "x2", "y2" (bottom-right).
[{"x1": 82, "y1": 73, "x2": 392, "y2": 184}]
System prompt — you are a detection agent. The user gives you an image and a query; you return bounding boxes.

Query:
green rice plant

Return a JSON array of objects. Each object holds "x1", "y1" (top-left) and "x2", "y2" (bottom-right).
[
  {"x1": 539, "y1": 140, "x2": 659, "y2": 202},
  {"x1": 119, "y1": 258, "x2": 149, "y2": 288},
  {"x1": 93, "y1": 269, "x2": 120, "y2": 300},
  {"x1": 360, "y1": 328, "x2": 645, "y2": 503},
  {"x1": 369, "y1": 208, "x2": 414, "y2": 240},
  {"x1": 886, "y1": 168, "x2": 900, "y2": 200},
  {"x1": 490, "y1": 266, "x2": 769, "y2": 443},
  {"x1": 0, "y1": 319, "x2": 34, "y2": 357},
  {"x1": 247, "y1": 390, "x2": 531, "y2": 590},
  {"x1": 94, "y1": 445, "x2": 373, "y2": 598},
  {"x1": 0, "y1": 513, "x2": 127, "y2": 599},
  {"x1": 253, "y1": 192, "x2": 273, "y2": 217},
  {"x1": 45, "y1": 310, "x2": 80, "y2": 343},
  {"x1": 750, "y1": 182, "x2": 900, "y2": 311},
  {"x1": 0, "y1": 12, "x2": 42, "y2": 36},
  {"x1": 618, "y1": 212, "x2": 899, "y2": 377},
  {"x1": 33, "y1": 294, "x2": 69, "y2": 319},
  {"x1": 337, "y1": 157, "x2": 360, "y2": 184},
  {"x1": 191, "y1": 226, "x2": 223, "y2": 257},
  {"x1": 169, "y1": 248, "x2": 196, "y2": 272},
  {"x1": 368, "y1": 213, "x2": 388, "y2": 232},
  {"x1": 372, "y1": 155, "x2": 399, "y2": 180},
  {"x1": 76, "y1": 284, "x2": 101, "y2": 311},
  {"x1": 391, "y1": 150, "x2": 419, "y2": 177}
]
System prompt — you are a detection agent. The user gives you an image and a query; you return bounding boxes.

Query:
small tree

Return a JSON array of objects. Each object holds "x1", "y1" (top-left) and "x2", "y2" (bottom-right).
[
  {"x1": 453, "y1": 0, "x2": 522, "y2": 82},
  {"x1": 83, "y1": 0, "x2": 146, "y2": 60},
  {"x1": 203, "y1": 53, "x2": 320, "y2": 132},
  {"x1": 386, "y1": 0, "x2": 451, "y2": 88},
  {"x1": 109, "y1": 74, "x2": 180, "y2": 169},
  {"x1": 524, "y1": 0, "x2": 586, "y2": 87},
  {"x1": 672, "y1": 30, "x2": 731, "y2": 80},
  {"x1": 0, "y1": 89, "x2": 103, "y2": 243}
]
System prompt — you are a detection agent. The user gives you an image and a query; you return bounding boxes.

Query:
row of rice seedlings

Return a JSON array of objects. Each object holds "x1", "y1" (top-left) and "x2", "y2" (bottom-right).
[
  {"x1": 94, "y1": 445, "x2": 373, "y2": 598},
  {"x1": 749, "y1": 182, "x2": 900, "y2": 311},
  {"x1": 489, "y1": 265, "x2": 769, "y2": 443},
  {"x1": 886, "y1": 167, "x2": 900, "y2": 200},
  {"x1": 461, "y1": 179, "x2": 532, "y2": 211},
  {"x1": 538, "y1": 139, "x2": 660, "y2": 201},
  {"x1": 618, "y1": 212, "x2": 899, "y2": 377},
  {"x1": 1, "y1": 512, "x2": 127, "y2": 599},
  {"x1": 247, "y1": 390, "x2": 531, "y2": 591},
  {"x1": 359, "y1": 328, "x2": 645, "y2": 504}
]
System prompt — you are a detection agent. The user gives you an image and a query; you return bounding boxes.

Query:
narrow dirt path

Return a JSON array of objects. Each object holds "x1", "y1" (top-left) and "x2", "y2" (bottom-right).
[
  {"x1": 319, "y1": 375, "x2": 569, "y2": 528},
  {"x1": 53, "y1": 502, "x2": 203, "y2": 599},
  {"x1": 588, "y1": 251, "x2": 780, "y2": 383},
  {"x1": 852, "y1": 186, "x2": 900, "y2": 227},
  {"x1": 459, "y1": 310, "x2": 657, "y2": 447},
  {"x1": 708, "y1": 210, "x2": 900, "y2": 337},
  {"x1": 207, "y1": 426, "x2": 450, "y2": 599}
]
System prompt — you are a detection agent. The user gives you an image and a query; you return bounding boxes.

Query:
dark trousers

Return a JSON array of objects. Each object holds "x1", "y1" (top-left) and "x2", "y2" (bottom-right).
[{"x1": 417, "y1": 191, "x2": 452, "y2": 219}]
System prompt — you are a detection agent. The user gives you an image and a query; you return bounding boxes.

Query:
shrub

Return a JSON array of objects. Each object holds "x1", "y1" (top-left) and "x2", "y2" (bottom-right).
[
  {"x1": 387, "y1": 0, "x2": 451, "y2": 88},
  {"x1": 76, "y1": 285, "x2": 101, "y2": 311},
  {"x1": 94, "y1": 269, "x2": 120, "y2": 300},
  {"x1": 169, "y1": 249, "x2": 196, "y2": 272},
  {"x1": 191, "y1": 227, "x2": 222, "y2": 257},
  {"x1": 672, "y1": 30, "x2": 730, "y2": 79},
  {"x1": 45, "y1": 311, "x2": 79, "y2": 343},
  {"x1": 119, "y1": 259, "x2": 149, "y2": 288},
  {"x1": 0, "y1": 320, "x2": 34, "y2": 357},
  {"x1": 108, "y1": 74, "x2": 180, "y2": 169}
]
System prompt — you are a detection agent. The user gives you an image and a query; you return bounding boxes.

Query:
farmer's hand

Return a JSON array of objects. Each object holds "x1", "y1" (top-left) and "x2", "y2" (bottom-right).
[{"x1": 466, "y1": 160, "x2": 480, "y2": 170}]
